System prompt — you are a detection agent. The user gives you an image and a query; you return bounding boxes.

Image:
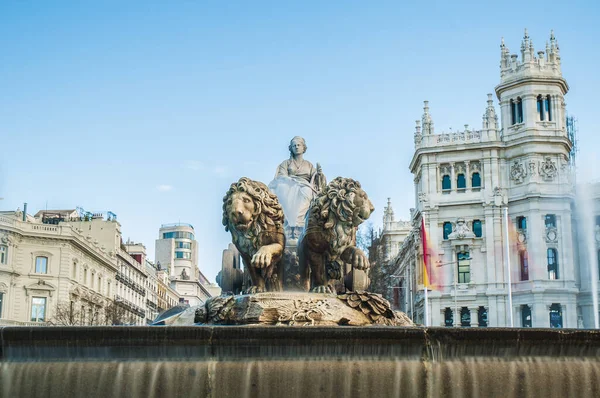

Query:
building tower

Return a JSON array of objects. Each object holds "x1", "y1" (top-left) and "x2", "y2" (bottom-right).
[
  {"x1": 496, "y1": 30, "x2": 576, "y2": 328},
  {"x1": 155, "y1": 223, "x2": 217, "y2": 306}
]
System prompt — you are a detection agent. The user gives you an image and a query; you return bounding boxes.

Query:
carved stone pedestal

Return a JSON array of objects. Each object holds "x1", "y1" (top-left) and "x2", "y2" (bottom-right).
[{"x1": 158, "y1": 292, "x2": 413, "y2": 327}]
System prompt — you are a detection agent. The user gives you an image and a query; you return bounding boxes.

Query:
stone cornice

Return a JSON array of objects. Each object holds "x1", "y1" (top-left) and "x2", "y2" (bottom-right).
[{"x1": 495, "y1": 76, "x2": 569, "y2": 98}]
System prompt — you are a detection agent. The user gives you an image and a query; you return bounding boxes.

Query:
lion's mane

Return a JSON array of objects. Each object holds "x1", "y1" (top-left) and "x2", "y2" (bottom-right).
[
  {"x1": 222, "y1": 177, "x2": 284, "y2": 249},
  {"x1": 306, "y1": 177, "x2": 362, "y2": 255}
]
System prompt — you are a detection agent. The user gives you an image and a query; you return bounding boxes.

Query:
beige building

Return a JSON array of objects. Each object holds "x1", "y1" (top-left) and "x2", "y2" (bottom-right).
[
  {"x1": 0, "y1": 209, "x2": 118, "y2": 326},
  {"x1": 392, "y1": 30, "x2": 583, "y2": 328}
]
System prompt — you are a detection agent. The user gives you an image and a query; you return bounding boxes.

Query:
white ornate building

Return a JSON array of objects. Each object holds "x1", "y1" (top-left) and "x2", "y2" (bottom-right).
[{"x1": 391, "y1": 30, "x2": 589, "y2": 328}]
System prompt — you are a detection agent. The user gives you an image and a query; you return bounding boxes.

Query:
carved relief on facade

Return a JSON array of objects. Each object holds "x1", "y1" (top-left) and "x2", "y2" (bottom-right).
[
  {"x1": 545, "y1": 226, "x2": 558, "y2": 243},
  {"x1": 539, "y1": 156, "x2": 558, "y2": 181},
  {"x1": 470, "y1": 162, "x2": 481, "y2": 173},
  {"x1": 455, "y1": 163, "x2": 466, "y2": 174},
  {"x1": 418, "y1": 192, "x2": 428, "y2": 203},
  {"x1": 510, "y1": 160, "x2": 527, "y2": 184},
  {"x1": 528, "y1": 161, "x2": 537, "y2": 176},
  {"x1": 448, "y1": 218, "x2": 476, "y2": 240},
  {"x1": 440, "y1": 164, "x2": 451, "y2": 176}
]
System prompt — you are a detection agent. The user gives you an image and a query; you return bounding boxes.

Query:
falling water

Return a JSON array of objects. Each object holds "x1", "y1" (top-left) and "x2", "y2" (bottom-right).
[
  {"x1": 576, "y1": 181, "x2": 600, "y2": 329},
  {"x1": 2, "y1": 326, "x2": 600, "y2": 397}
]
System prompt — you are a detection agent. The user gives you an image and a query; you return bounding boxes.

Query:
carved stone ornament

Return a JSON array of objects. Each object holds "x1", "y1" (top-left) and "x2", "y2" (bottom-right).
[
  {"x1": 493, "y1": 186, "x2": 503, "y2": 197},
  {"x1": 539, "y1": 157, "x2": 558, "y2": 180},
  {"x1": 418, "y1": 192, "x2": 428, "y2": 203},
  {"x1": 152, "y1": 292, "x2": 414, "y2": 327},
  {"x1": 546, "y1": 227, "x2": 558, "y2": 243},
  {"x1": 510, "y1": 161, "x2": 527, "y2": 184},
  {"x1": 470, "y1": 162, "x2": 481, "y2": 172},
  {"x1": 448, "y1": 218, "x2": 476, "y2": 240},
  {"x1": 528, "y1": 161, "x2": 537, "y2": 175}
]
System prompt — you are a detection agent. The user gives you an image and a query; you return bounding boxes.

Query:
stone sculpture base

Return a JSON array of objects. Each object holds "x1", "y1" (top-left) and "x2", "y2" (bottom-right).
[{"x1": 159, "y1": 292, "x2": 413, "y2": 327}]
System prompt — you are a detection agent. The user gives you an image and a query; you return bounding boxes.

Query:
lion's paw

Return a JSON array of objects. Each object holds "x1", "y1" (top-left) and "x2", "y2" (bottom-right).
[
  {"x1": 310, "y1": 285, "x2": 334, "y2": 294},
  {"x1": 244, "y1": 285, "x2": 266, "y2": 295}
]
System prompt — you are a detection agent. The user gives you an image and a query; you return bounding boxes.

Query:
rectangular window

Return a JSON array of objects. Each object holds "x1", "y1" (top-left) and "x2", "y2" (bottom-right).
[
  {"x1": 176, "y1": 242, "x2": 192, "y2": 249},
  {"x1": 517, "y1": 216, "x2": 527, "y2": 230},
  {"x1": 521, "y1": 305, "x2": 532, "y2": 327},
  {"x1": 443, "y1": 222, "x2": 452, "y2": 240},
  {"x1": 473, "y1": 220, "x2": 482, "y2": 238},
  {"x1": 0, "y1": 292, "x2": 4, "y2": 318},
  {"x1": 0, "y1": 245, "x2": 7, "y2": 264},
  {"x1": 31, "y1": 297, "x2": 47, "y2": 322},
  {"x1": 175, "y1": 251, "x2": 191, "y2": 259},
  {"x1": 35, "y1": 256, "x2": 48, "y2": 273},
  {"x1": 457, "y1": 252, "x2": 470, "y2": 284},
  {"x1": 545, "y1": 214, "x2": 556, "y2": 228},
  {"x1": 478, "y1": 307, "x2": 488, "y2": 327}
]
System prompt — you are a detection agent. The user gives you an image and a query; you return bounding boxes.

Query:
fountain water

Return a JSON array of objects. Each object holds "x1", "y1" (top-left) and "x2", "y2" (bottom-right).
[
  {"x1": 2, "y1": 326, "x2": 600, "y2": 397},
  {"x1": 576, "y1": 181, "x2": 600, "y2": 329}
]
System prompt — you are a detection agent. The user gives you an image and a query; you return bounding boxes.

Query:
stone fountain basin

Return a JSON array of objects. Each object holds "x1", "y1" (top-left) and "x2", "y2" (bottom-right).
[{"x1": 2, "y1": 326, "x2": 600, "y2": 397}]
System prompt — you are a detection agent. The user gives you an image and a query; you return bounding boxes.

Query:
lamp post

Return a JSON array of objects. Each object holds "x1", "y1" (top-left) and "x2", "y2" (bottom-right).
[{"x1": 436, "y1": 257, "x2": 472, "y2": 327}]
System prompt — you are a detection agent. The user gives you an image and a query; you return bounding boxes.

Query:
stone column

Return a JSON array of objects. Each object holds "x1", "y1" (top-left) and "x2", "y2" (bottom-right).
[
  {"x1": 533, "y1": 300, "x2": 549, "y2": 328},
  {"x1": 465, "y1": 161, "x2": 471, "y2": 192},
  {"x1": 470, "y1": 307, "x2": 479, "y2": 327},
  {"x1": 450, "y1": 162, "x2": 455, "y2": 191}
]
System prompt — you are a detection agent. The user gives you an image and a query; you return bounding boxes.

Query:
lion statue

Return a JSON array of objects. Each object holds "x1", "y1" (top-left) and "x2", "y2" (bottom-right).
[
  {"x1": 222, "y1": 177, "x2": 286, "y2": 293},
  {"x1": 298, "y1": 177, "x2": 374, "y2": 293}
]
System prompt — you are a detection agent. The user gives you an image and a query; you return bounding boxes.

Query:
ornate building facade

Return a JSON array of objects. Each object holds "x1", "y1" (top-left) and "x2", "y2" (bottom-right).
[{"x1": 391, "y1": 30, "x2": 588, "y2": 328}]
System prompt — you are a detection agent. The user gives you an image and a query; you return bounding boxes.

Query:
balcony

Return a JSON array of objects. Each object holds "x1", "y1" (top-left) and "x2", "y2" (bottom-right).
[
  {"x1": 115, "y1": 272, "x2": 146, "y2": 296},
  {"x1": 114, "y1": 295, "x2": 146, "y2": 318}
]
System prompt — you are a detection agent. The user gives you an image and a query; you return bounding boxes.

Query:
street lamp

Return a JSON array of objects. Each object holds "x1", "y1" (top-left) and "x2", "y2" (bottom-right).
[{"x1": 436, "y1": 257, "x2": 472, "y2": 327}]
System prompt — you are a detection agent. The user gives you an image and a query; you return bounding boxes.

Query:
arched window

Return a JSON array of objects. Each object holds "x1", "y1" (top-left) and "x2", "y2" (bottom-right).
[
  {"x1": 460, "y1": 307, "x2": 471, "y2": 327},
  {"x1": 537, "y1": 95, "x2": 545, "y2": 121},
  {"x1": 517, "y1": 216, "x2": 527, "y2": 231},
  {"x1": 547, "y1": 248, "x2": 559, "y2": 279},
  {"x1": 444, "y1": 307, "x2": 453, "y2": 327},
  {"x1": 471, "y1": 172, "x2": 481, "y2": 188},
  {"x1": 457, "y1": 174, "x2": 466, "y2": 190},
  {"x1": 478, "y1": 306, "x2": 488, "y2": 327},
  {"x1": 443, "y1": 222, "x2": 453, "y2": 240},
  {"x1": 521, "y1": 305, "x2": 532, "y2": 327},
  {"x1": 473, "y1": 220, "x2": 482, "y2": 238},
  {"x1": 517, "y1": 97, "x2": 524, "y2": 123},
  {"x1": 545, "y1": 95, "x2": 552, "y2": 121},
  {"x1": 510, "y1": 99, "x2": 516, "y2": 125},
  {"x1": 549, "y1": 303, "x2": 562, "y2": 328},
  {"x1": 457, "y1": 252, "x2": 470, "y2": 283},
  {"x1": 72, "y1": 262, "x2": 77, "y2": 279},
  {"x1": 35, "y1": 256, "x2": 48, "y2": 274},
  {"x1": 442, "y1": 175, "x2": 451, "y2": 191},
  {"x1": 520, "y1": 250, "x2": 529, "y2": 281}
]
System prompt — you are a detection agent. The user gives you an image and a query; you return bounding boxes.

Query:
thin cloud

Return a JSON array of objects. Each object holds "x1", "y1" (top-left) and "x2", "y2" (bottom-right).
[
  {"x1": 156, "y1": 184, "x2": 173, "y2": 192},
  {"x1": 214, "y1": 166, "x2": 227, "y2": 176},
  {"x1": 185, "y1": 160, "x2": 205, "y2": 171}
]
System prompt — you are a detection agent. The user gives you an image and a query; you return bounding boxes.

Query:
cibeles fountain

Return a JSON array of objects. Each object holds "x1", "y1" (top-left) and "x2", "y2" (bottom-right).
[
  {"x1": 2, "y1": 138, "x2": 600, "y2": 398},
  {"x1": 157, "y1": 135, "x2": 412, "y2": 327}
]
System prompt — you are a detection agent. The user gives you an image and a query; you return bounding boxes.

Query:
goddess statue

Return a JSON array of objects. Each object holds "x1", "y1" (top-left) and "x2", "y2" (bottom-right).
[{"x1": 268, "y1": 136, "x2": 326, "y2": 239}]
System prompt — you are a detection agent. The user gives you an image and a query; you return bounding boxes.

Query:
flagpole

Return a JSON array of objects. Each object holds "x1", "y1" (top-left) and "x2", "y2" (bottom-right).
[
  {"x1": 503, "y1": 206, "x2": 514, "y2": 327},
  {"x1": 424, "y1": 283, "x2": 429, "y2": 327}
]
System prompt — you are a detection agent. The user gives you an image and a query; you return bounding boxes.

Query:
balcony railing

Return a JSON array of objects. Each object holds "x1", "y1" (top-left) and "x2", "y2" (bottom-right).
[
  {"x1": 114, "y1": 295, "x2": 146, "y2": 318},
  {"x1": 115, "y1": 272, "x2": 146, "y2": 296}
]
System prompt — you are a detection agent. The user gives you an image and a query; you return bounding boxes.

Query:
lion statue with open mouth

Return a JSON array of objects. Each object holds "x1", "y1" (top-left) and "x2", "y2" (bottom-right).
[
  {"x1": 222, "y1": 177, "x2": 286, "y2": 293},
  {"x1": 298, "y1": 177, "x2": 374, "y2": 293}
]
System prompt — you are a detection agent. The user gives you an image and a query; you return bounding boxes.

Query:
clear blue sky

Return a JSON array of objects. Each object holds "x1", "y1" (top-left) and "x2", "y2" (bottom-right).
[{"x1": 1, "y1": 1, "x2": 598, "y2": 282}]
